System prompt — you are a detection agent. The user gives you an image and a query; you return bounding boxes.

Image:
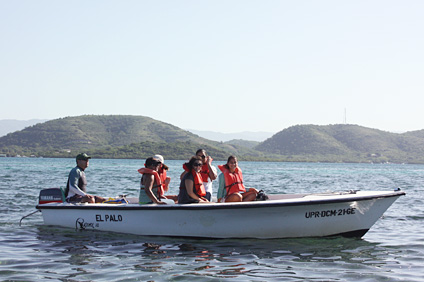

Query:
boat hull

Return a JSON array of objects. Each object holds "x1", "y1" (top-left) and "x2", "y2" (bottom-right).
[{"x1": 36, "y1": 190, "x2": 404, "y2": 239}]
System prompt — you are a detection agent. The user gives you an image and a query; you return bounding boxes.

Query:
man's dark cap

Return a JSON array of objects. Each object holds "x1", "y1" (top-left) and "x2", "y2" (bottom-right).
[{"x1": 76, "y1": 153, "x2": 91, "y2": 161}]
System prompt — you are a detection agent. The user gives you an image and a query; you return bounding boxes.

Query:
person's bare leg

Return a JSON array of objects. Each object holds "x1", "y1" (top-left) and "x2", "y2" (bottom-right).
[
  {"x1": 242, "y1": 189, "x2": 258, "y2": 201},
  {"x1": 94, "y1": 196, "x2": 106, "y2": 203},
  {"x1": 81, "y1": 195, "x2": 95, "y2": 203},
  {"x1": 225, "y1": 193, "x2": 243, "y2": 202}
]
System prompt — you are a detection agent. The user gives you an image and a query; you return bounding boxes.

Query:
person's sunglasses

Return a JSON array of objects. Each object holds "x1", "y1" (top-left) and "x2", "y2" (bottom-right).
[{"x1": 193, "y1": 163, "x2": 202, "y2": 167}]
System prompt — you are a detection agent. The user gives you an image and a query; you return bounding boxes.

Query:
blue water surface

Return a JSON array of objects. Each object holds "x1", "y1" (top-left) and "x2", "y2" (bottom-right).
[{"x1": 0, "y1": 158, "x2": 422, "y2": 281}]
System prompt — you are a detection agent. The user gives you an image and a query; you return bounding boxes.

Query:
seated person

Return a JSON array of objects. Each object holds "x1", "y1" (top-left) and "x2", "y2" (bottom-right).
[
  {"x1": 153, "y1": 154, "x2": 177, "y2": 202},
  {"x1": 178, "y1": 156, "x2": 209, "y2": 204},
  {"x1": 65, "y1": 153, "x2": 105, "y2": 203},
  {"x1": 180, "y1": 149, "x2": 217, "y2": 201},
  {"x1": 138, "y1": 157, "x2": 174, "y2": 205},
  {"x1": 217, "y1": 155, "x2": 258, "y2": 202}
]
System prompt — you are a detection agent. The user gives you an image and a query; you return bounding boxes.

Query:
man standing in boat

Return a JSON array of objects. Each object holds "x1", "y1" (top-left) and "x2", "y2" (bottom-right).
[{"x1": 65, "y1": 153, "x2": 105, "y2": 203}]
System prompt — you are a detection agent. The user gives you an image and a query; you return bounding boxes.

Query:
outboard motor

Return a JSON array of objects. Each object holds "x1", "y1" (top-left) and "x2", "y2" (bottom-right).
[
  {"x1": 21, "y1": 188, "x2": 64, "y2": 226},
  {"x1": 39, "y1": 188, "x2": 65, "y2": 204}
]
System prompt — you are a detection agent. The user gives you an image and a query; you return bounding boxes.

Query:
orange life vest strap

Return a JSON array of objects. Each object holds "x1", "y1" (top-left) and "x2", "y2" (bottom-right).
[
  {"x1": 192, "y1": 170, "x2": 206, "y2": 197},
  {"x1": 137, "y1": 167, "x2": 164, "y2": 198}
]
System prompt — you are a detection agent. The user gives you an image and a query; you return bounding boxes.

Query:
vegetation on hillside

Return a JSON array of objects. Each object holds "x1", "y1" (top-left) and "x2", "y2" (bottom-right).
[
  {"x1": 255, "y1": 124, "x2": 424, "y2": 163},
  {"x1": 0, "y1": 115, "x2": 270, "y2": 161},
  {"x1": 0, "y1": 115, "x2": 204, "y2": 150},
  {"x1": 2, "y1": 116, "x2": 424, "y2": 163}
]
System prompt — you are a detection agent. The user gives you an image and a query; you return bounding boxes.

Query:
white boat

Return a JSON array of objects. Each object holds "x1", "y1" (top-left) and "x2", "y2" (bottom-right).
[{"x1": 35, "y1": 188, "x2": 405, "y2": 239}]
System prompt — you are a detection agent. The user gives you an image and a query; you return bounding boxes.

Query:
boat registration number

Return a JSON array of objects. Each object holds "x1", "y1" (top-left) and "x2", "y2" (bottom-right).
[{"x1": 305, "y1": 208, "x2": 356, "y2": 219}]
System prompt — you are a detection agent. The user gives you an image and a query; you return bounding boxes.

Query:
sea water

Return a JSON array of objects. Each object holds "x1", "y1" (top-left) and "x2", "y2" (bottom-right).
[{"x1": 0, "y1": 158, "x2": 423, "y2": 281}]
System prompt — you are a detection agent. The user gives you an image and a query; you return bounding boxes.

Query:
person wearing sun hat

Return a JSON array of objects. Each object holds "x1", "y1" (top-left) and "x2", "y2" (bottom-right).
[
  {"x1": 138, "y1": 157, "x2": 167, "y2": 204},
  {"x1": 64, "y1": 153, "x2": 105, "y2": 203},
  {"x1": 138, "y1": 156, "x2": 176, "y2": 204},
  {"x1": 153, "y1": 154, "x2": 178, "y2": 202},
  {"x1": 153, "y1": 155, "x2": 170, "y2": 191}
]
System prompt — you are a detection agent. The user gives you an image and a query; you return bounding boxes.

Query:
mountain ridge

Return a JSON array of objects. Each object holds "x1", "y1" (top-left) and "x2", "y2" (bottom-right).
[
  {"x1": 0, "y1": 119, "x2": 273, "y2": 142},
  {"x1": 255, "y1": 124, "x2": 424, "y2": 163},
  {"x1": 0, "y1": 115, "x2": 264, "y2": 160},
  {"x1": 1, "y1": 116, "x2": 424, "y2": 163},
  {"x1": 0, "y1": 119, "x2": 48, "y2": 137}
]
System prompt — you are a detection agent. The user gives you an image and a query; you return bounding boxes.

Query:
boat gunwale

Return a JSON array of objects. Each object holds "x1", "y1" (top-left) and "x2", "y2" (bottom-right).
[{"x1": 36, "y1": 191, "x2": 405, "y2": 211}]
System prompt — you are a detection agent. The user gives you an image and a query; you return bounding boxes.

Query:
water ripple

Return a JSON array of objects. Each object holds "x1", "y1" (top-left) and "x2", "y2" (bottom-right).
[{"x1": 1, "y1": 159, "x2": 423, "y2": 281}]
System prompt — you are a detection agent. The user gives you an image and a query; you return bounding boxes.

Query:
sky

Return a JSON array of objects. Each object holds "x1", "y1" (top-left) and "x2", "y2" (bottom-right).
[{"x1": 1, "y1": 1, "x2": 423, "y2": 134}]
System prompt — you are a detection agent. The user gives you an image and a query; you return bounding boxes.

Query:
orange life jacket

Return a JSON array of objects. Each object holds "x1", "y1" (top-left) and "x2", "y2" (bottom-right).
[
  {"x1": 181, "y1": 168, "x2": 206, "y2": 197},
  {"x1": 137, "y1": 167, "x2": 164, "y2": 198},
  {"x1": 218, "y1": 165, "x2": 246, "y2": 195},
  {"x1": 192, "y1": 170, "x2": 207, "y2": 197},
  {"x1": 158, "y1": 167, "x2": 169, "y2": 189},
  {"x1": 183, "y1": 163, "x2": 210, "y2": 182}
]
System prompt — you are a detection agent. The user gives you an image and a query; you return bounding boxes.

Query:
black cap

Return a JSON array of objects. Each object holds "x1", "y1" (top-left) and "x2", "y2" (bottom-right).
[{"x1": 76, "y1": 153, "x2": 91, "y2": 161}]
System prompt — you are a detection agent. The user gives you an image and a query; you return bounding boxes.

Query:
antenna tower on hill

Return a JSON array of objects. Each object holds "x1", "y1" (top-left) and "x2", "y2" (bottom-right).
[{"x1": 343, "y1": 108, "x2": 347, "y2": 124}]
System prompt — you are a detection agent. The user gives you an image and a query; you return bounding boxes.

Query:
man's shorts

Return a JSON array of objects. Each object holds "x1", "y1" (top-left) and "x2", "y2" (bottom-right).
[{"x1": 66, "y1": 194, "x2": 85, "y2": 203}]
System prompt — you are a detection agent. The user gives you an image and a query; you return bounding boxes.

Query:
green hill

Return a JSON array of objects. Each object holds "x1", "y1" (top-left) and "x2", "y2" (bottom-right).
[
  {"x1": 2, "y1": 116, "x2": 424, "y2": 163},
  {"x1": 403, "y1": 129, "x2": 424, "y2": 139},
  {"x1": 0, "y1": 115, "x2": 203, "y2": 148},
  {"x1": 0, "y1": 115, "x2": 266, "y2": 160},
  {"x1": 255, "y1": 124, "x2": 424, "y2": 163}
]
